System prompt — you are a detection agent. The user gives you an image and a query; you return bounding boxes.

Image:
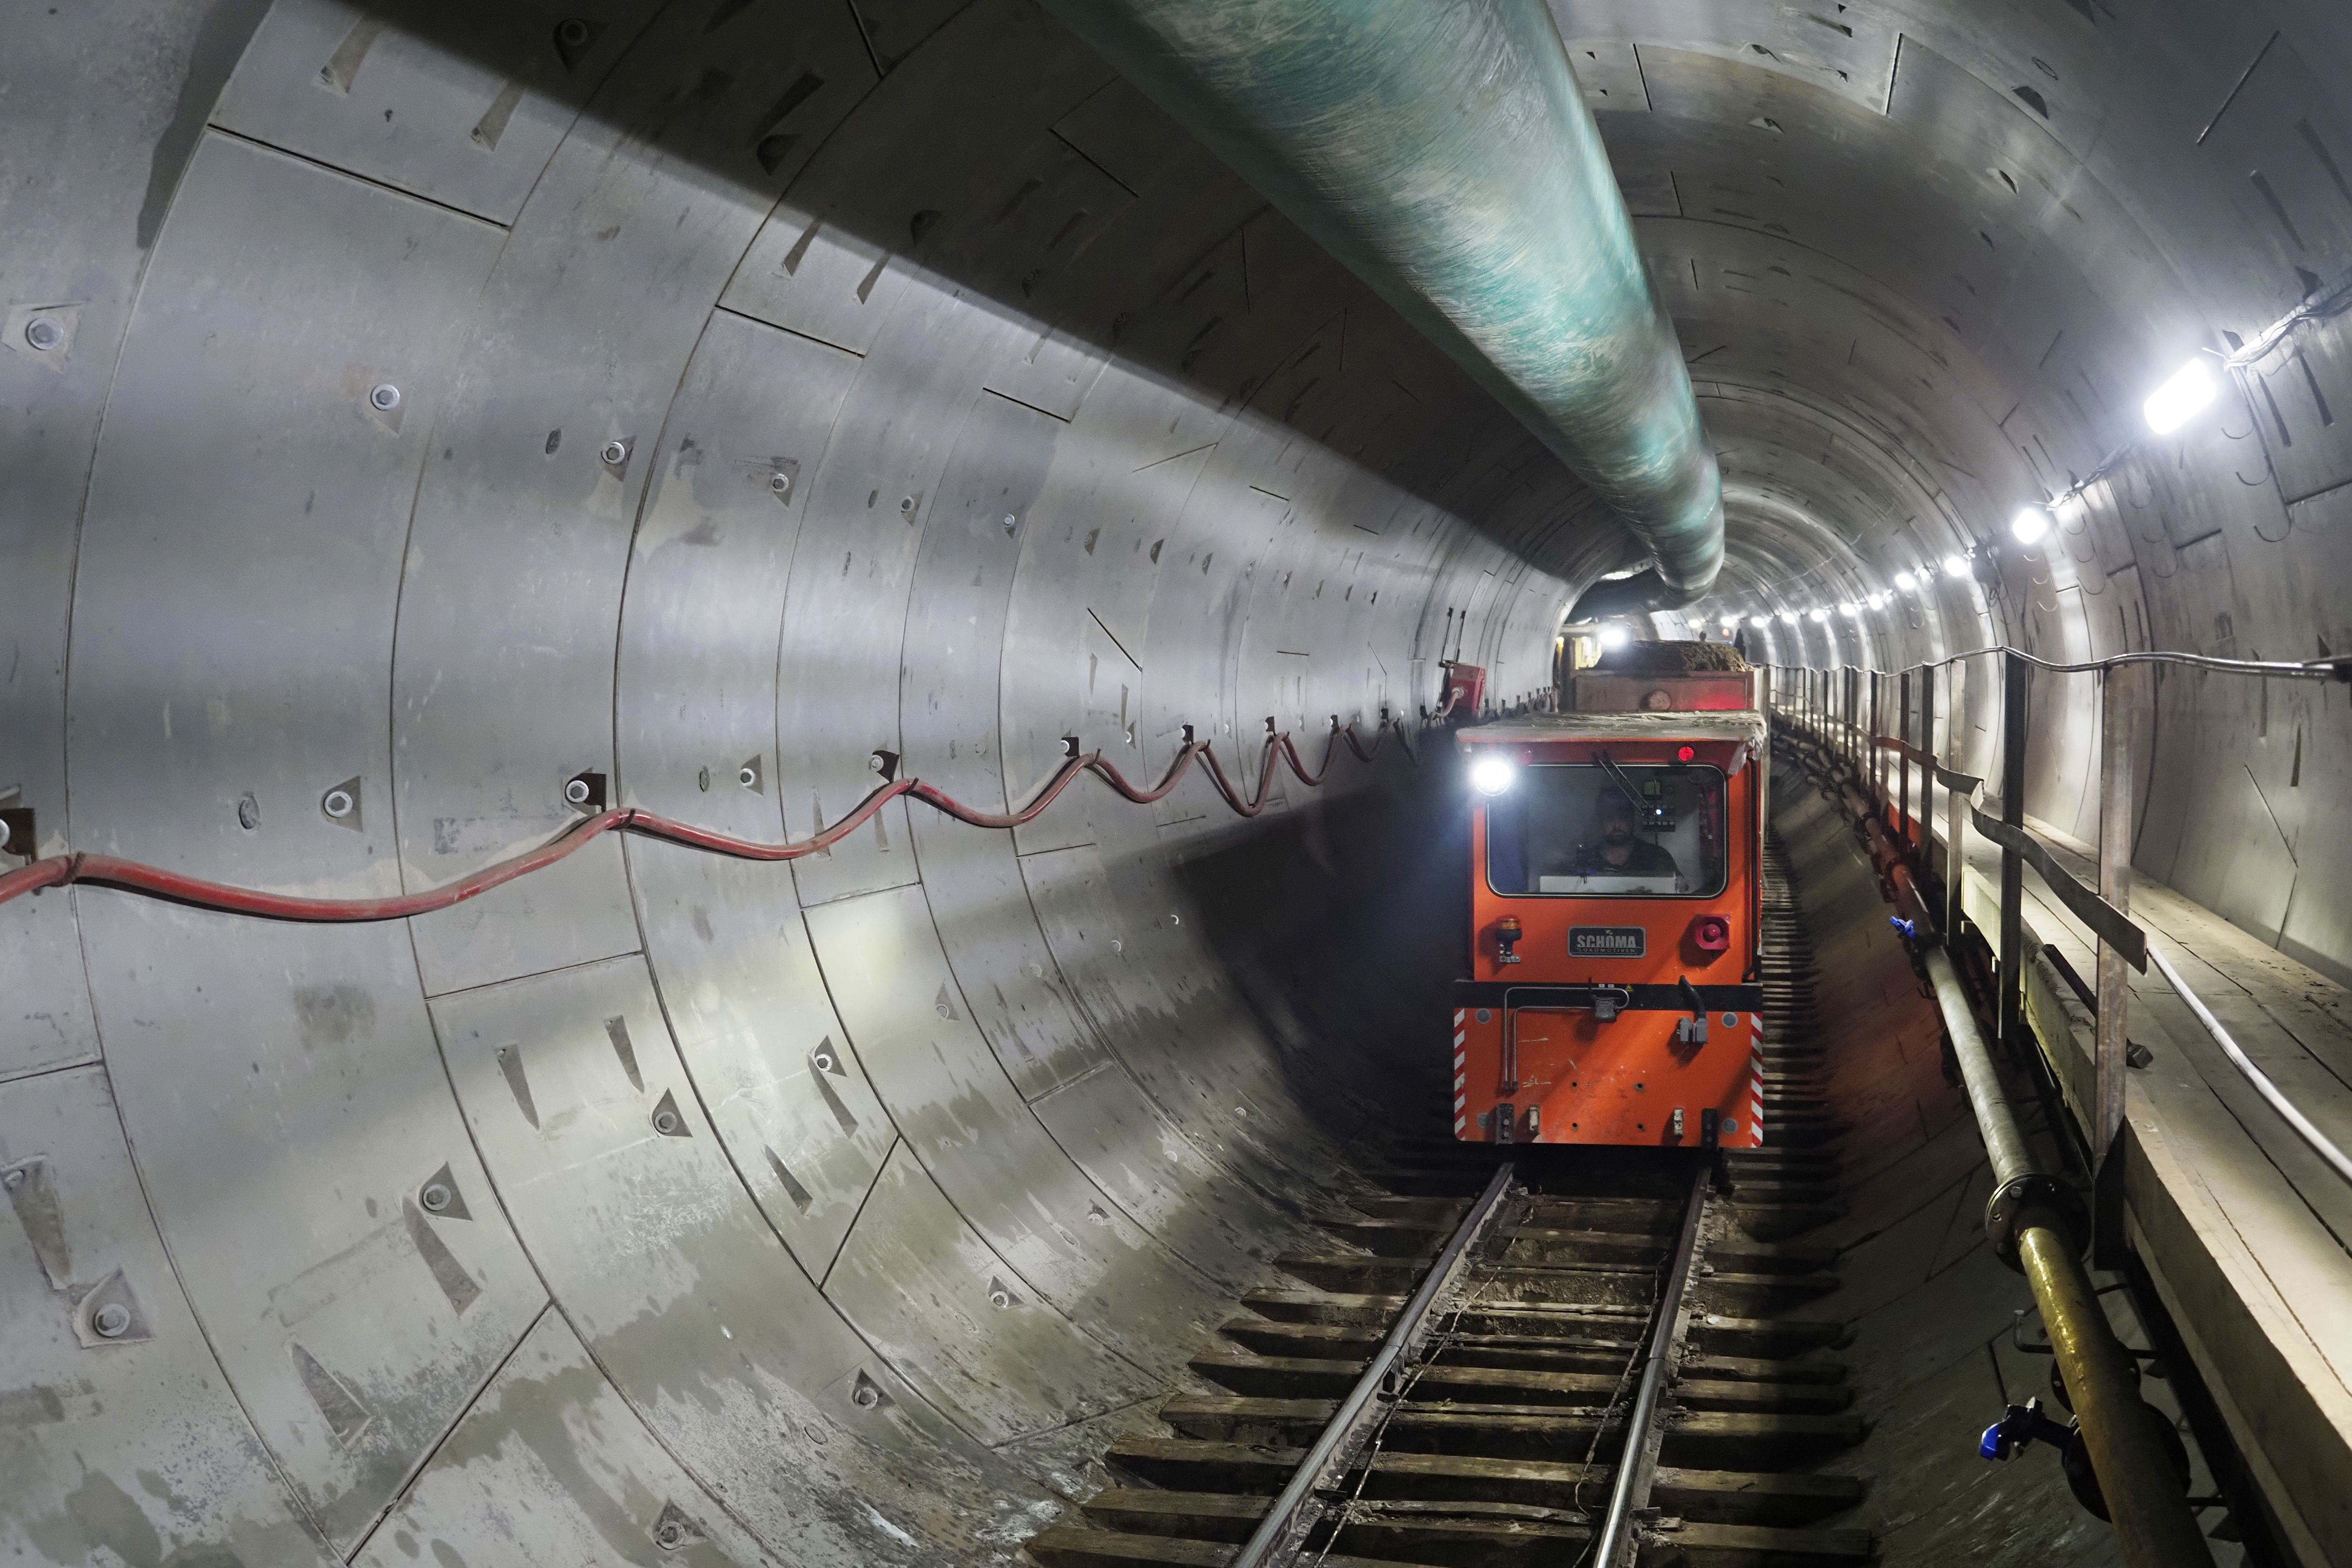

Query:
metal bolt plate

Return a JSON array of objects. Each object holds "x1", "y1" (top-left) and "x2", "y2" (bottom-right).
[{"x1": 369, "y1": 383, "x2": 401, "y2": 411}]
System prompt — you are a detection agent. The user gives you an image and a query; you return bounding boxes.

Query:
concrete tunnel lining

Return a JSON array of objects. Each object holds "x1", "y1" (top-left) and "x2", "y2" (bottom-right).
[{"x1": 5, "y1": 0, "x2": 2352, "y2": 1564}]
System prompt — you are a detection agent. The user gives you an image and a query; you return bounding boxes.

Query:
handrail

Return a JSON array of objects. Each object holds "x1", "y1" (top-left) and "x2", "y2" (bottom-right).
[
  {"x1": 2147, "y1": 945, "x2": 2352, "y2": 1189},
  {"x1": 1869, "y1": 734, "x2": 1981, "y2": 794},
  {"x1": 1773, "y1": 647, "x2": 2351, "y2": 681},
  {"x1": 1774, "y1": 653, "x2": 2349, "y2": 1198},
  {"x1": 1969, "y1": 809, "x2": 2146, "y2": 972}
]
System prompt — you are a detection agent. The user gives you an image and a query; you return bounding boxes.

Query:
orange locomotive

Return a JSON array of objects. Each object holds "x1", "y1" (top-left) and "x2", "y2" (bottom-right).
[{"x1": 1450, "y1": 645, "x2": 1768, "y2": 1148}]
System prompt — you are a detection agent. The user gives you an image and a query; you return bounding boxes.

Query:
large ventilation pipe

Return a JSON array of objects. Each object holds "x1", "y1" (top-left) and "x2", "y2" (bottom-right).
[{"x1": 1037, "y1": 0, "x2": 1724, "y2": 612}]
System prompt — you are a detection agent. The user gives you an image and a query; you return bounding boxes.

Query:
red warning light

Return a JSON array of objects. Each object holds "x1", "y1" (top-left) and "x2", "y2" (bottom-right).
[{"x1": 1676, "y1": 744, "x2": 1696, "y2": 762}]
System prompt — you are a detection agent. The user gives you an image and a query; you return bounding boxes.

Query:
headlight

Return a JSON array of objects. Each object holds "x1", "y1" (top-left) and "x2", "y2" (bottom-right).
[{"x1": 1469, "y1": 755, "x2": 1518, "y2": 796}]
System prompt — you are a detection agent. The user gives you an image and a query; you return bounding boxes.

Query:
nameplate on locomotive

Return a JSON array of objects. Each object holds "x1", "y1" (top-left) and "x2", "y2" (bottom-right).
[{"x1": 1568, "y1": 926, "x2": 1647, "y2": 958}]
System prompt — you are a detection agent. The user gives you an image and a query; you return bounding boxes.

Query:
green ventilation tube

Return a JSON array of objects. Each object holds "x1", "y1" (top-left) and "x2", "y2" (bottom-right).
[{"x1": 1040, "y1": 0, "x2": 1723, "y2": 610}]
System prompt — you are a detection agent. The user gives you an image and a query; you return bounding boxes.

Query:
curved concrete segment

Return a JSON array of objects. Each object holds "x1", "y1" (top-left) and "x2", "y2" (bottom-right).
[{"x1": 3, "y1": 0, "x2": 2351, "y2": 1566}]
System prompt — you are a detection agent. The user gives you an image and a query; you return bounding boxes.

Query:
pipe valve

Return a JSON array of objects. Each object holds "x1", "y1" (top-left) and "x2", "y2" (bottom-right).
[{"x1": 1980, "y1": 1396, "x2": 2075, "y2": 1462}]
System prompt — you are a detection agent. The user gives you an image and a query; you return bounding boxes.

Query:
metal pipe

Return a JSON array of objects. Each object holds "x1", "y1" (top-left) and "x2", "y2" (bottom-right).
[
  {"x1": 2018, "y1": 1224, "x2": 2216, "y2": 1568},
  {"x1": 1592, "y1": 1160, "x2": 1711, "y2": 1568},
  {"x1": 1924, "y1": 946, "x2": 2215, "y2": 1568},
  {"x1": 1034, "y1": 0, "x2": 1723, "y2": 611},
  {"x1": 1925, "y1": 946, "x2": 2040, "y2": 1190},
  {"x1": 1229, "y1": 1160, "x2": 1517, "y2": 1568}
]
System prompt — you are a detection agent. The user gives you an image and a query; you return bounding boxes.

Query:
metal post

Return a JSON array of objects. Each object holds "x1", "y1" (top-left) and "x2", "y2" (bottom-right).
[
  {"x1": 1999, "y1": 652, "x2": 2029, "y2": 1050},
  {"x1": 2095, "y1": 667, "x2": 2134, "y2": 1160},
  {"x1": 1897, "y1": 671, "x2": 1912, "y2": 842},
  {"x1": 1869, "y1": 673, "x2": 1883, "y2": 808},
  {"x1": 1947, "y1": 750, "x2": 1968, "y2": 942},
  {"x1": 1919, "y1": 671, "x2": 1936, "y2": 864},
  {"x1": 1845, "y1": 667, "x2": 1858, "y2": 765}
]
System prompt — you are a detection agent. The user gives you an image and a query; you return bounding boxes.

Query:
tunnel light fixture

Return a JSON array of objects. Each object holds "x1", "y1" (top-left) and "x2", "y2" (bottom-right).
[
  {"x1": 2010, "y1": 507, "x2": 2051, "y2": 545},
  {"x1": 1469, "y1": 754, "x2": 1518, "y2": 796},
  {"x1": 1839, "y1": 601, "x2": 1860, "y2": 617},
  {"x1": 1943, "y1": 553, "x2": 1969, "y2": 577},
  {"x1": 1780, "y1": 610, "x2": 1800, "y2": 624},
  {"x1": 2143, "y1": 357, "x2": 2219, "y2": 435},
  {"x1": 1867, "y1": 592, "x2": 1886, "y2": 610},
  {"x1": 1893, "y1": 570, "x2": 1918, "y2": 592},
  {"x1": 1810, "y1": 608, "x2": 1830, "y2": 624},
  {"x1": 1597, "y1": 623, "x2": 1630, "y2": 651},
  {"x1": 1750, "y1": 615, "x2": 1772, "y2": 629}
]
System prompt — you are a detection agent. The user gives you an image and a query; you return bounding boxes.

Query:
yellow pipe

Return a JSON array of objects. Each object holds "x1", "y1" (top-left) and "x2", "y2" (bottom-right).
[{"x1": 2018, "y1": 1220, "x2": 2213, "y2": 1568}]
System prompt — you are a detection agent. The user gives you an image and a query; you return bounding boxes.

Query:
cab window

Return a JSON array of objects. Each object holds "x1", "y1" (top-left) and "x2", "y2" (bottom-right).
[{"x1": 1485, "y1": 764, "x2": 1727, "y2": 897}]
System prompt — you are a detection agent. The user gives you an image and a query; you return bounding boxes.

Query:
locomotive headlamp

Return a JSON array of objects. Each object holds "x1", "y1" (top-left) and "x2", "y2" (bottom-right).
[{"x1": 1469, "y1": 754, "x2": 1518, "y2": 795}]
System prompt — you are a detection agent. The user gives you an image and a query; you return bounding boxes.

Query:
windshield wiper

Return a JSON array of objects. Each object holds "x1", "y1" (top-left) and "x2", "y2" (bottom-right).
[{"x1": 1596, "y1": 751, "x2": 1667, "y2": 827}]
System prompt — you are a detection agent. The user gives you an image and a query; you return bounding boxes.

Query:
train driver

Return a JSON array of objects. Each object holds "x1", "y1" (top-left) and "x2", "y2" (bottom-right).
[{"x1": 1562, "y1": 787, "x2": 1682, "y2": 882}]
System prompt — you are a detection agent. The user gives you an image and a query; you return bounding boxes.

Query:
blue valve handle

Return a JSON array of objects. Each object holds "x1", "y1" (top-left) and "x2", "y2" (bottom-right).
[
  {"x1": 1889, "y1": 915, "x2": 1917, "y2": 940},
  {"x1": 1979, "y1": 1396, "x2": 2076, "y2": 1461}
]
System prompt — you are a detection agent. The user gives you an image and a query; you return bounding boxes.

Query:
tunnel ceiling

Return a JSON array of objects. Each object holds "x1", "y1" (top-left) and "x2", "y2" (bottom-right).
[{"x1": 5, "y1": 0, "x2": 2352, "y2": 1565}]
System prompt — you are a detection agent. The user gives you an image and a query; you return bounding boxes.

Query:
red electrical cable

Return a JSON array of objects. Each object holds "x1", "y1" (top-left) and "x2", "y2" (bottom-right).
[{"x1": 0, "y1": 717, "x2": 1415, "y2": 923}]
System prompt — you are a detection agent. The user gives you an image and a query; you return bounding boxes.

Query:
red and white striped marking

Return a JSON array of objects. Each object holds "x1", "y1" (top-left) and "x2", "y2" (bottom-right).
[
  {"x1": 1452, "y1": 1008, "x2": 1468, "y2": 1135},
  {"x1": 1748, "y1": 1045, "x2": 1767, "y2": 1146}
]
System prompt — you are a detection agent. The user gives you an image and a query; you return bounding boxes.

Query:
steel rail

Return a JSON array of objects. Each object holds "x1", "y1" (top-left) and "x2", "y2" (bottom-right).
[
  {"x1": 2147, "y1": 945, "x2": 2352, "y2": 1188},
  {"x1": 1591, "y1": 1158, "x2": 1712, "y2": 1568},
  {"x1": 1229, "y1": 1160, "x2": 1517, "y2": 1568}
]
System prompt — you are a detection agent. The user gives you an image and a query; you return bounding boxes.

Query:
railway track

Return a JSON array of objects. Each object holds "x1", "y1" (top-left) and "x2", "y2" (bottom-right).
[{"x1": 1027, "y1": 832, "x2": 1868, "y2": 1568}]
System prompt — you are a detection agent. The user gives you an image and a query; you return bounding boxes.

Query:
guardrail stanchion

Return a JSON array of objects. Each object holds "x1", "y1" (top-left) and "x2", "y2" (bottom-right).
[
  {"x1": 2095, "y1": 664, "x2": 2135, "y2": 1255},
  {"x1": 1919, "y1": 668, "x2": 1936, "y2": 863},
  {"x1": 1999, "y1": 650, "x2": 2029, "y2": 1051},
  {"x1": 1897, "y1": 670, "x2": 1911, "y2": 843}
]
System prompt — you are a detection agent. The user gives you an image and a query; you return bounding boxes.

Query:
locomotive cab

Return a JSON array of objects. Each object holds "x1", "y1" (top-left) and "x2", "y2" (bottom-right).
[{"x1": 1451, "y1": 646, "x2": 1768, "y2": 1148}]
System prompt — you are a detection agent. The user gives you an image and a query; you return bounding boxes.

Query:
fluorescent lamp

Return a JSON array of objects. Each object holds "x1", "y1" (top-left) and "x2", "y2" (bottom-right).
[
  {"x1": 1780, "y1": 610, "x2": 1799, "y2": 624},
  {"x1": 2143, "y1": 358, "x2": 2218, "y2": 435},
  {"x1": 1943, "y1": 553, "x2": 1968, "y2": 577},
  {"x1": 2011, "y1": 507, "x2": 2050, "y2": 545},
  {"x1": 1893, "y1": 570, "x2": 1917, "y2": 591},
  {"x1": 1810, "y1": 608, "x2": 1829, "y2": 623}
]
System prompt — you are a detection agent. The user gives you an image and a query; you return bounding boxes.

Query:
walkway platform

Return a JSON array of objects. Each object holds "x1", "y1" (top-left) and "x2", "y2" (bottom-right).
[{"x1": 1893, "y1": 769, "x2": 2352, "y2": 1567}]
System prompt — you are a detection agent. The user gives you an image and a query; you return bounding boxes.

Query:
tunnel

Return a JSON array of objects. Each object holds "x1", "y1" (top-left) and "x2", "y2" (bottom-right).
[{"x1": 4, "y1": 1, "x2": 2350, "y2": 1567}]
